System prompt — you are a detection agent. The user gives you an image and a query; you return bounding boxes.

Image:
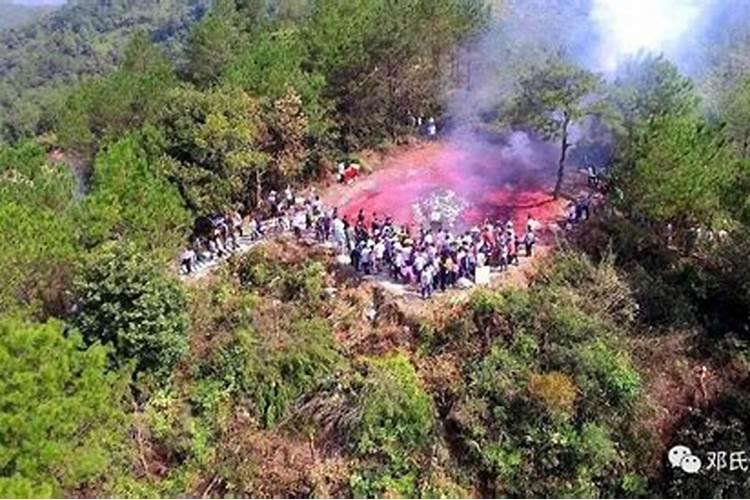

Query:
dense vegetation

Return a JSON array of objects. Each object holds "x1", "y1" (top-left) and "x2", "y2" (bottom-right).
[
  {"x1": 0, "y1": 0, "x2": 59, "y2": 32},
  {"x1": 1, "y1": 0, "x2": 750, "y2": 497}
]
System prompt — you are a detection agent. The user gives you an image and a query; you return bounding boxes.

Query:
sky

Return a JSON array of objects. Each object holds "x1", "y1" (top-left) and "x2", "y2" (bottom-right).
[
  {"x1": 591, "y1": 0, "x2": 705, "y2": 72},
  {"x1": 9, "y1": 0, "x2": 66, "y2": 5}
]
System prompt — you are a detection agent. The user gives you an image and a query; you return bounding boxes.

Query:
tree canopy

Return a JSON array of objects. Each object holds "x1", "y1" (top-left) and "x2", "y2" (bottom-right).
[
  {"x1": 507, "y1": 53, "x2": 603, "y2": 197},
  {"x1": 0, "y1": 317, "x2": 129, "y2": 498}
]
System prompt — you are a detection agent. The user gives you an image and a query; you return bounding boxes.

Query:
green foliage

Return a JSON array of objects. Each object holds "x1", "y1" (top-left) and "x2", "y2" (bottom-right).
[
  {"x1": 83, "y1": 132, "x2": 190, "y2": 254},
  {"x1": 572, "y1": 340, "x2": 641, "y2": 412},
  {"x1": 507, "y1": 52, "x2": 603, "y2": 197},
  {"x1": 183, "y1": 0, "x2": 242, "y2": 86},
  {"x1": 348, "y1": 353, "x2": 435, "y2": 498},
  {"x1": 230, "y1": 248, "x2": 328, "y2": 311},
  {"x1": 56, "y1": 33, "x2": 177, "y2": 155},
  {"x1": 158, "y1": 85, "x2": 269, "y2": 213},
  {"x1": 0, "y1": 0, "x2": 205, "y2": 141},
  {"x1": 223, "y1": 28, "x2": 328, "y2": 135},
  {"x1": 0, "y1": 141, "x2": 79, "y2": 317},
  {"x1": 539, "y1": 250, "x2": 639, "y2": 326},
  {"x1": 73, "y1": 242, "x2": 189, "y2": 379},
  {"x1": 719, "y1": 74, "x2": 750, "y2": 159},
  {"x1": 202, "y1": 317, "x2": 339, "y2": 427},
  {"x1": 608, "y1": 53, "x2": 699, "y2": 140},
  {"x1": 618, "y1": 113, "x2": 739, "y2": 228},
  {"x1": 305, "y1": 0, "x2": 486, "y2": 147},
  {"x1": 354, "y1": 354, "x2": 435, "y2": 457},
  {"x1": 448, "y1": 262, "x2": 645, "y2": 497},
  {"x1": 0, "y1": 317, "x2": 129, "y2": 497}
]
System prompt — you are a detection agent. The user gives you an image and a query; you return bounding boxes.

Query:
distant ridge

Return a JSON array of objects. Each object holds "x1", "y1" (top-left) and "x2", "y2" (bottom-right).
[{"x1": 0, "y1": 0, "x2": 208, "y2": 139}]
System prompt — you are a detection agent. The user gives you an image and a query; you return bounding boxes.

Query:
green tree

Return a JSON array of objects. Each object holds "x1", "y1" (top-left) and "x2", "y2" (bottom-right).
[
  {"x1": 159, "y1": 86, "x2": 270, "y2": 212},
  {"x1": 223, "y1": 28, "x2": 330, "y2": 136},
  {"x1": 83, "y1": 131, "x2": 190, "y2": 255},
  {"x1": 0, "y1": 317, "x2": 129, "y2": 498},
  {"x1": 73, "y1": 242, "x2": 189, "y2": 379},
  {"x1": 0, "y1": 142, "x2": 79, "y2": 317},
  {"x1": 507, "y1": 53, "x2": 603, "y2": 198},
  {"x1": 609, "y1": 53, "x2": 698, "y2": 140},
  {"x1": 183, "y1": 0, "x2": 242, "y2": 86},
  {"x1": 305, "y1": 0, "x2": 486, "y2": 147},
  {"x1": 56, "y1": 33, "x2": 177, "y2": 156},
  {"x1": 619, "y1": 113, "x2": 738, "y2": 229},
  {"x1": 719, "y1": 74, "x2": 750, "y2": 157}
]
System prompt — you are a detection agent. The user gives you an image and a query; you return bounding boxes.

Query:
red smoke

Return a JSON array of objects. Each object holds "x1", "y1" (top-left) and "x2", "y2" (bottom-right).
[{"x1": 325, "y1": 132, "x2": 568, "y2": 237}]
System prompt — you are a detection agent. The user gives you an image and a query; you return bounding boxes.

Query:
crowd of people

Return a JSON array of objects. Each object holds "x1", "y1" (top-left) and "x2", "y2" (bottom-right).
[
  {"x1": 179, "y1": 183, "x2": 597, "y2": 300},
  {"x1": 180, "y1": 184, "x2": 546, "y2": 299},
  {"x1": 342, "y1": 208, "x2": 539, "y2": 298}
]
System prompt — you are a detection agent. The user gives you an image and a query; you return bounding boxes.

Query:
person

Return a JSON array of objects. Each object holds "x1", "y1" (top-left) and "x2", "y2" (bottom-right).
[
  {"x1": 430, "y1": 208, "x2": 442, "y2": 230},
  {"x1": 373, "y1": 239, "x2": 386, "y2": 273},
  {"x1": 248, "y1": 216, "x2": 260, "y2": 240},
  {"x1": 337, "y1": 162, "x2": 346, "y2": 183},
  {"x1": 420, "y1": 263, "x2": 434, "y2": 299},
  {"x1": 231, "y1": 209, "x2": 244, "y2": 238},
  {"x1": 333, "y1": 216, "x2": 346, "y2": 253},
  {"x1": 285, "y1": 185, "x2": 294, "y2": 204},
  {"x1": 587, "y1": 164, "x2": 599, "y2": 188},
  {"x1": 426, "y1": 117, "x2": 437, "y2": 140},
  {"x1": 181, "y1": 248, "x2": 196, "y2": 275},
  {"x1": 507, "y1": 235, "x2": 518, "y2": 266},
  {"x1": 524, "y1": 229, "x2": 536, "y2": 257},
  {"x1": 413, "y1": 251, "x2": 426, "y2": 281},
  {"x1": 445, "y1": 255, "x2": 457, "y2": 288},
  {"x1": 350, "y1": 243, "x2": 361, "y2": 272},
  {"x1": 293, "y1": 209, "x2": 306, "y2": 239},
  {"x1": 575, "y1": 197, "x2": 590, "y2": 221},
  {"x1": 360, "y1": 243, "x2": 372, "y2": 274},
  {"x1": 527, "y1": 214, "x2": 540, "y2": 233},
  {"x1": 268, "y1": 190, "x2": 278, "y2": 215}
]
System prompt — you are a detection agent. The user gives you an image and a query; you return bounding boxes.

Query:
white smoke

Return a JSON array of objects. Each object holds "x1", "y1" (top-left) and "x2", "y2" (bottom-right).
[{"x1": 590, "y1": 0, "x2": 707, "y2": 74}]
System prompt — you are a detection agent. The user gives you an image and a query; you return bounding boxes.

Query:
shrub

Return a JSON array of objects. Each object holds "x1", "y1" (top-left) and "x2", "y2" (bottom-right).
[
  {"x1": 541, "y1": 250, "x2": 639, "y2": 326},
  {"x1": 528, "y1": 372, "x2": 577, "y2": 416},
  {"x1": 354, "y1": 354, "x2": 435, "y2": 457},
  {"x1": 573, "y1": 340, "x2": 641, "y2": 411},
  {"x1": 203, "y1": 318, "x2": 340, "y2": 427},
  {"x1": 73, "y1": 242, "x2": 189, "y2": 379}
]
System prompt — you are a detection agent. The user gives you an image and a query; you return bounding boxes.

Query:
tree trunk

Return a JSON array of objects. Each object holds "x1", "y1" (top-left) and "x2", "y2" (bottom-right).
[{"x1": 554, "y1": 113, "x2": 571, "y2": 200}]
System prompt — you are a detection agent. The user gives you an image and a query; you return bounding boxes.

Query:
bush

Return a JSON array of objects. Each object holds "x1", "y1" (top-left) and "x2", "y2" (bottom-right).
[
  {"x1": 0, "y1": 317, "x2": 129, "y2": 497},
  {"x1": 202, "y1": 317, "x2": 340, "y2": 427},
  {"x1": 572, "y1": 340, "x2": 641, "y2": 412},
  {"x1": 528, "y1": 372, "x2": 577, "y2": 417},
  {"x1": 73, "y1": 242, "x2": 189, "y2": 379},
  {"x1": 541, "y1": 250, "x2": 639, "y2": 326},
  {"x1": 341, "y1": 354, "x2": 436, "y2": 498},
  {"x1": 354, "y1": 353, "x2": 435, "y2": 457}
]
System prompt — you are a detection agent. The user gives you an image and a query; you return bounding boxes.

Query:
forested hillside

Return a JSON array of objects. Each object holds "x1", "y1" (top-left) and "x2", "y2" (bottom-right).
[
  {"x1": 0, "y1": 0, "x2": 208, "y2": 140},
  {"x1": 0, "y1": 1, "x2": 58, "y2": 31},
  {"x1": 1, "y1": 0, "x2": 750, "y2": 498}
]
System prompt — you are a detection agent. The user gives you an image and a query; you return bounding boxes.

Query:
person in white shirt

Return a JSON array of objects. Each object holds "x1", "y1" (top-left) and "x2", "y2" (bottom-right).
[{"x1": 373, "y1": 240, "x2": 386, "y2": 273}]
